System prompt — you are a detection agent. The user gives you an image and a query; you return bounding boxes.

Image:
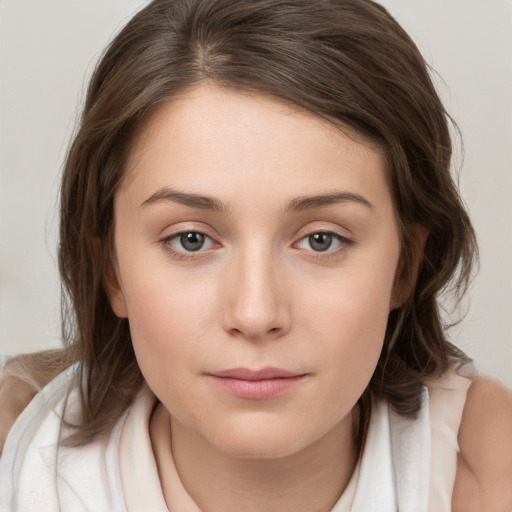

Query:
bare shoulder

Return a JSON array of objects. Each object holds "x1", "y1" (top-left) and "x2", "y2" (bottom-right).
[{"x1": 452, "y1": 375, "x2": 512, "y2": 512}]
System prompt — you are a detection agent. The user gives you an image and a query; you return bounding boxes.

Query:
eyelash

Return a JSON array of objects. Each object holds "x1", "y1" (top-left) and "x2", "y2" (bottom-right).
[
  {"x1": 159, "y1": 230, "x2": 218, "y2": 260},
  {"x1": 293, "y1": 231, "x2": 353, "y2": 259},
  {"x1": 159, "y1": 229, "x2": 353, "y2": 260}
]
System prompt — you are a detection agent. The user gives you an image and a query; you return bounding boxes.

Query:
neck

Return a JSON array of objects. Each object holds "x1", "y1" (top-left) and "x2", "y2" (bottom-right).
[{"x1": 151, "y1": 405, "x2": 359, "y2": 512}]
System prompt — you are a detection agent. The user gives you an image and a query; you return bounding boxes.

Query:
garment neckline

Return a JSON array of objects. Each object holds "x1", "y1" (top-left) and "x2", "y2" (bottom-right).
[{"x1": 120, "y1": 388, "x2": 360, "y2": 511}]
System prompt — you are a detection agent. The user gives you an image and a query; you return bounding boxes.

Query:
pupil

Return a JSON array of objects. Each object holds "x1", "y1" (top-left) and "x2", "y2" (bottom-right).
[
  {"x1": 309, "y1": 233, "x2": 332, "y2": 252},
  {"x1": 180, "y1": 232, "x2": 205, "y2": 251}
]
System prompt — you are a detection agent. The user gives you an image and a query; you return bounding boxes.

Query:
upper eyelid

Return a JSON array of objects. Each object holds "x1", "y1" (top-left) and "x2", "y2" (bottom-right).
[
  {"x1": 163, "y1": 228, "x2": 211, "y2": 238},
  {"x1": 301, "y1": 229, "x2": 350, "y2": 238},
  {"x1": 162, "y1": 230, "x2": 216, "y2": 246},
  {"x1": 295, "y1": 231, "x2": 351, "y2": 246},
  {"x1": 157, "y1": 222, "x2": 353, "y2": 246},
  {"x1": 159, "y1": 222, "x2": 217, "y2": 239},
  {"x1": 293, "y1": 223, "x2": 353, "y2": 242}
]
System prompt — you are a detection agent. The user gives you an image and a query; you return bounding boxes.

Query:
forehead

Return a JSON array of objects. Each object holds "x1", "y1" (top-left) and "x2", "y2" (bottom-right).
[{"x1": 120, "y1": 84, "x2": 391, "y2": 211}]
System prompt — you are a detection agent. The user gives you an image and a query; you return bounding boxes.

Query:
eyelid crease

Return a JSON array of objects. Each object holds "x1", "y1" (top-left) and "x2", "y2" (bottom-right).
[
  {"x1": 292, "y1": 219, "x2": 355, "y2": 241},
  {"x1": 296, "y1": 230, "x2": 353, "y2": 246}
]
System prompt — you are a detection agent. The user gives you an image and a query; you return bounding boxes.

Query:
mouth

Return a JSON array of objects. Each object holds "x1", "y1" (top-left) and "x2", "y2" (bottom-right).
[{"x1": 206, "y1": 367, "x2": 307, "y2": 399}]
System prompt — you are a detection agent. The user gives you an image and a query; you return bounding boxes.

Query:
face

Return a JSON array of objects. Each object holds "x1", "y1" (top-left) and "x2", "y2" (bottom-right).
[{"x1": 110, "y1": 84, "x2": 401, "y2": 460}]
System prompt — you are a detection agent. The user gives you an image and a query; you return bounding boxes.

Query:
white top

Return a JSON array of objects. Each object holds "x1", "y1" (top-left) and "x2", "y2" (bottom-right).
[{"x1": 0, "y1": 364, "x2": 472, "y2": 511}]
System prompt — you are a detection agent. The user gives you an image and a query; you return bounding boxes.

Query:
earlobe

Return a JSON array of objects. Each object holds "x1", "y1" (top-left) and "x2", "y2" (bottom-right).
[
  {"x1": 390, "y1": 224, "x2": 429, "y2": 311},
  {"x1": 105, "y1": 263, "x2": 129, "y2": 318}
]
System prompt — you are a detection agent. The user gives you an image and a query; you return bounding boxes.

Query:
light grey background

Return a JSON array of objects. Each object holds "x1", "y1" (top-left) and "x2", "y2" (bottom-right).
[{"x1": 1, "y1": 1, "x2": 511, "y2": 387}]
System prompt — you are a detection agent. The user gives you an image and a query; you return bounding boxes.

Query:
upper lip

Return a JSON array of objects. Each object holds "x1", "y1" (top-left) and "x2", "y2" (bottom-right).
[{"x1": 209, "y1": 367, "x2": 303, "y2": 380}]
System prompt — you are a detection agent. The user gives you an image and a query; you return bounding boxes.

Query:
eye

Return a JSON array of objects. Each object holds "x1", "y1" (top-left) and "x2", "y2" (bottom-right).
[
  {"x1": 163, "y1": 231, "x2": 216, "y2": 254},
  {"x1": 295, "y1": 231, "x2": 350, "y2": 253}
]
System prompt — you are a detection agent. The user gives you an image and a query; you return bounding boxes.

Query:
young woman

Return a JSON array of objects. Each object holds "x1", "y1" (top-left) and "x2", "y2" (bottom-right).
[{"x1": 1, "y1": 0, "x2": 511, "y2": 510}]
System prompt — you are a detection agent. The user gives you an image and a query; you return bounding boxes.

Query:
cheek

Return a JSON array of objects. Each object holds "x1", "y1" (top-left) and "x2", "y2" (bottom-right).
[
  {"x1": 313, "y1": 292, "x2": 387, "y2": 383},
  {"x1": 300, "y1": 255, "x2": 396, "y2": 338},
  {"x1": 297, "y1": 257, "x2": 398, "y2": 393},
  {"x1": 119, "y1": 266, "x2": 218, "y2": 385}
]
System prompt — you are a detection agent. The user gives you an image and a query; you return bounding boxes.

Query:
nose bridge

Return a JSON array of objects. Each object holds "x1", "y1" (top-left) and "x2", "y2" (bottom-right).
[{"x1": 223, "y1": 239, "x2": 289, "y2": 340}]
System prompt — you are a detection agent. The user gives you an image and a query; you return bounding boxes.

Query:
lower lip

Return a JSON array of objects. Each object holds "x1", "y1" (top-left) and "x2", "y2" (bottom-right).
[{"x1": 209, "y1": 375, "x2": 305, "y2": 399}]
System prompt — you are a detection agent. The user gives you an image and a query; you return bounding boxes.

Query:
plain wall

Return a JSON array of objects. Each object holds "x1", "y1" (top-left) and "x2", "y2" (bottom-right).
[{"x1": 1, "y1": 0, "x2": 511, "y2": 387}]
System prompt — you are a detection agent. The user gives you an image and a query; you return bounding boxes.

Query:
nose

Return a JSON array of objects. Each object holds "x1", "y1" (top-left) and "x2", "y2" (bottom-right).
[{"x1": 222, "y1": 246, "x2": 291, "y2": 341}]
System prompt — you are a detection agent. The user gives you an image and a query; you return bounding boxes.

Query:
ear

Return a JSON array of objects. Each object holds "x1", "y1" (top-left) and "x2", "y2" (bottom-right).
[
  {"x1": 390, "y1": 224, "x2": 429, "y2": 310},
  {"x1": 105, "y1": 262, "x2": 129, "y2": 318}
]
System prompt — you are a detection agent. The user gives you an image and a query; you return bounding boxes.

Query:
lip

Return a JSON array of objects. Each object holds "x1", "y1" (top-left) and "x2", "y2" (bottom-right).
[{"x1": 207, "y1": 367, "x2": 307, "y2": 399}]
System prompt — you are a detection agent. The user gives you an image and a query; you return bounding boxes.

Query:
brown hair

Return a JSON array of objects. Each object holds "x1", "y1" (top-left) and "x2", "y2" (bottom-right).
[{"x1": 58, "y1": 0, "x2": 477, "y2": 444}]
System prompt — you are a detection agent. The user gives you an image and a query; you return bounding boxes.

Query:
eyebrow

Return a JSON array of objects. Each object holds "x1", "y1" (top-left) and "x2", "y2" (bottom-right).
[
  {"x1": 140, "y1": 187, "x2": 373, "y2": 213},
  {"x1": 286, "y1": 191, "x2": 373, "y2": 212},
  {"x1": 141, "y1": 187, "x2": 228, "y2": 212}
]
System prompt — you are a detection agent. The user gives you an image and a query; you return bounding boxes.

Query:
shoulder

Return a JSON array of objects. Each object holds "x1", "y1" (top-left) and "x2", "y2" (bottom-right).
[
  {"x1": 0, "y1": 367, "x2": 128, "y2": 512},
  {"x1": 0, "y1": 350, "x2": 74, "y2": 454},
  {"x1": 0, "y1": 364, "x2": 75, "y2": 457},
  {"x1": 0, "y1": 362, "x2": 39, "y2": 455},
  {"x1": 452, "y1": 375, "x2": 512, "y2": 511}
]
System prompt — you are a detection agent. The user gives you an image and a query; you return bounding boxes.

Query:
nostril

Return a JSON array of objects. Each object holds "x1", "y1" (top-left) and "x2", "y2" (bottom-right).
[
  {"x1": 267, "y1": 327, "x2": 283, "y2": 337},
  {"x1": 228, "y1": 325, "x2": 283, "y2": 340}
]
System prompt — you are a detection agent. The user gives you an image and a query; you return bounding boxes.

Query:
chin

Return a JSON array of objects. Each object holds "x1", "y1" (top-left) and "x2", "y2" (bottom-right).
[{"x1": 204, "y1": 415, "x2": 321, "y2": 460}]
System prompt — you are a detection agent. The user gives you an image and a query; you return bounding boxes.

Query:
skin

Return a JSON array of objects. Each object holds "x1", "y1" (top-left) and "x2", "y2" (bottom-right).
[
  {"x1": 1, "y1": 84, "x2": 510, "y2": 509},
  {"x1": 453, "y1": 377, "x2": 512, "y2": 511},
  {"x1": 108, "y1": 84, "x2": 403, "y2": 511}
]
